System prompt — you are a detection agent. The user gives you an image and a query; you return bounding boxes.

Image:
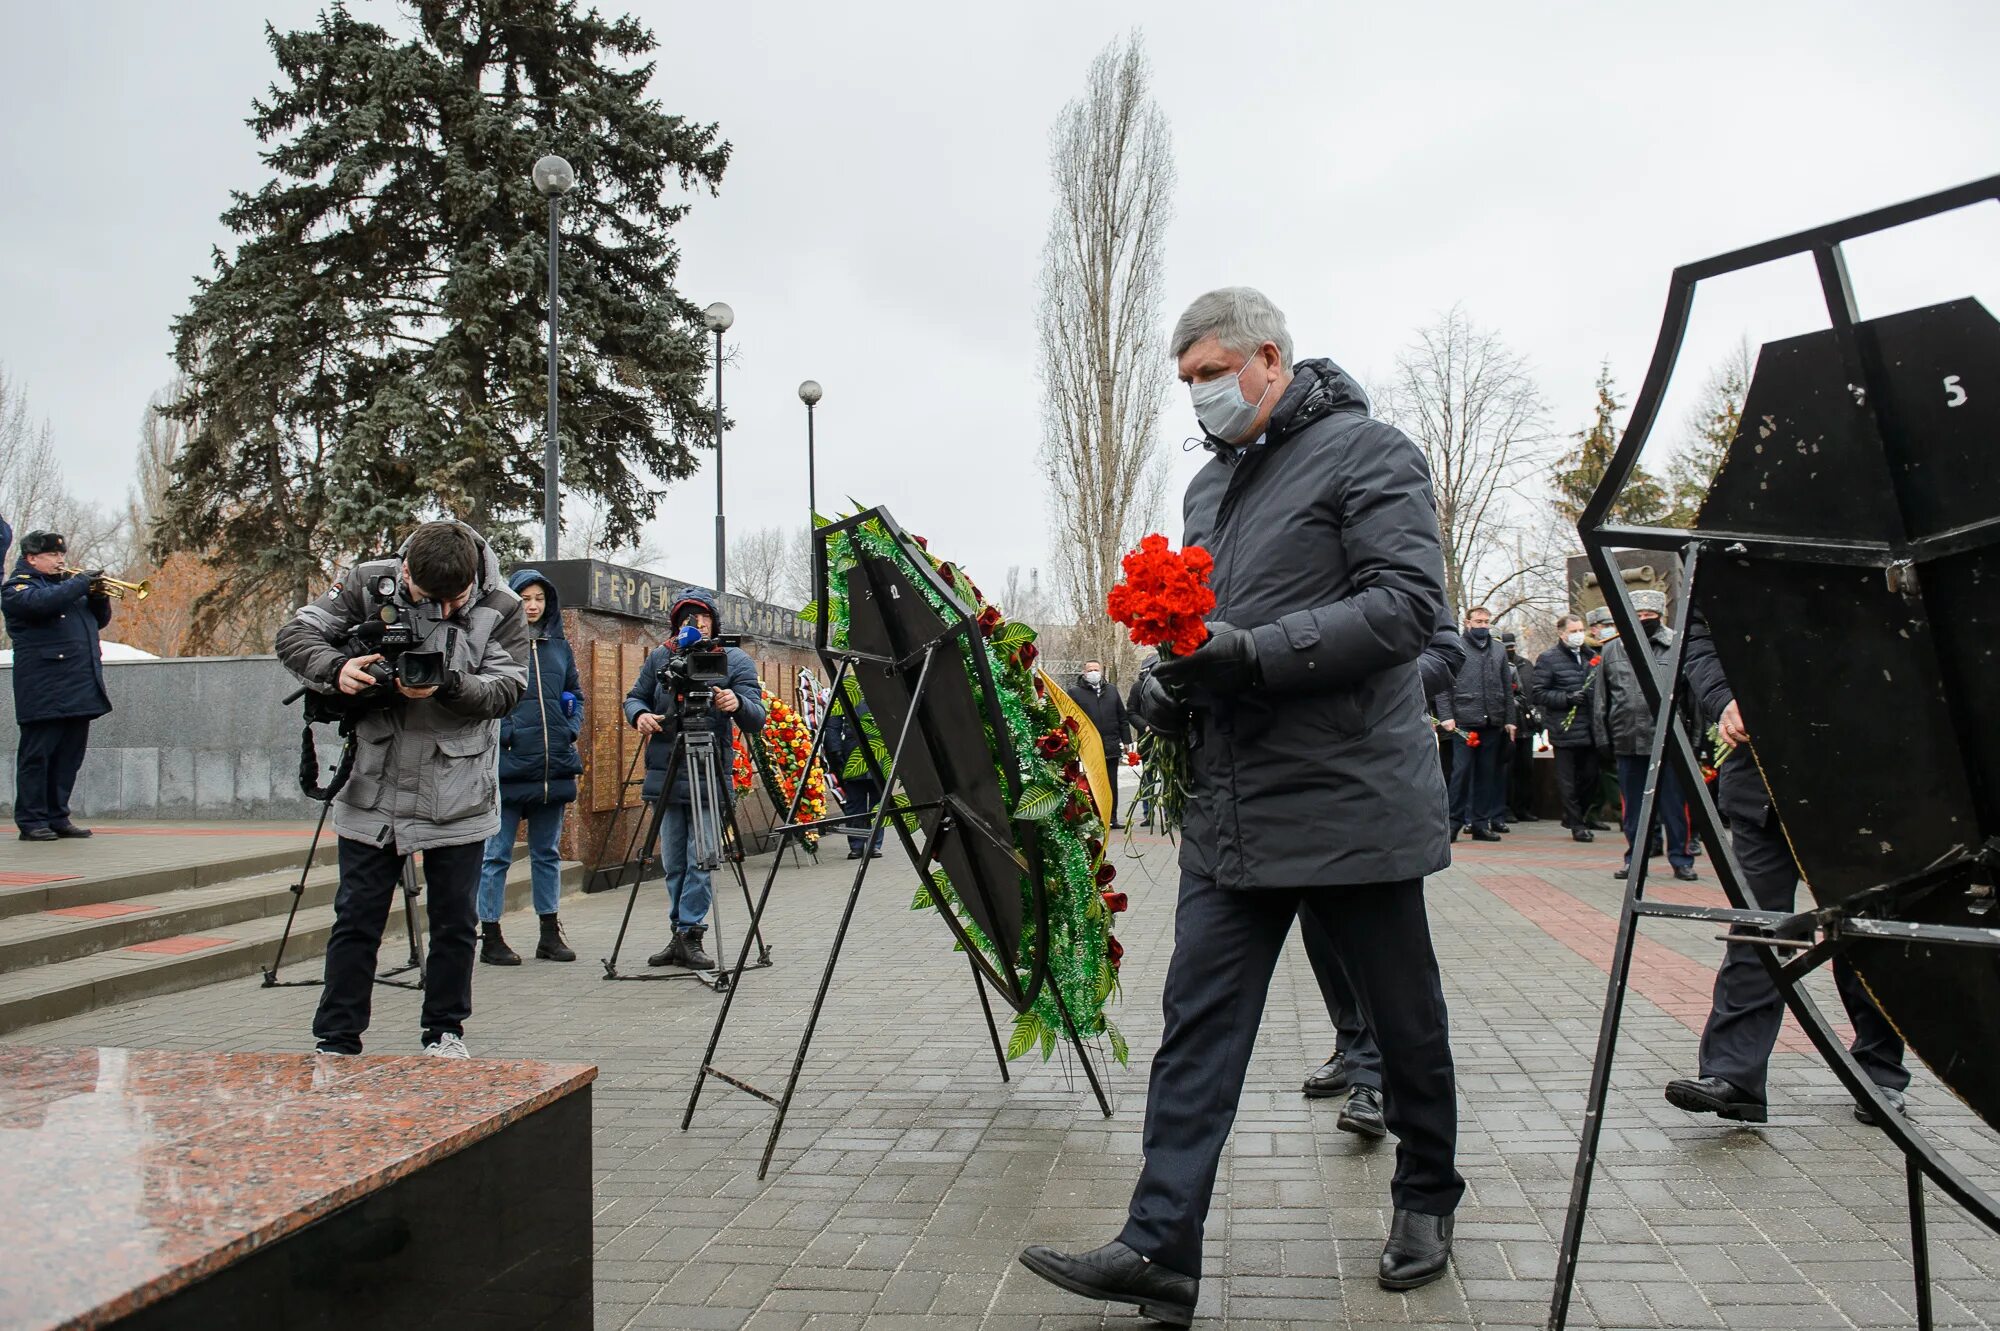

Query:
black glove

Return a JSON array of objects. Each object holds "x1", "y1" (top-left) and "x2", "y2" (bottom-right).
[
  {"x1": 1150, "y1": 622, "x2": 1261, "y2": 694},
  {"x1": 1128, "y1": 664, "x2": 1187, "y2": 739}
]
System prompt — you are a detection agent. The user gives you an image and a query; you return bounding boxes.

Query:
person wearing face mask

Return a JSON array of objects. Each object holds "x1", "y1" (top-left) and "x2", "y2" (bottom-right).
[
  {"x1": 1019, "y1": 288, "x2": 1462, "y2": 1323},
  {"x1": 1434, "y1": 606, "x2": 1516, "y2": 841},
  {"x1": 1589, "y1": 589, "x2": 1697, "y2": 882},
  {"x1": 1533, "y1": 613, "x2": 1607, "y2": 842},
  {"x1": 1070, "y1": 660, "x2": 1132, "y2": 827}
]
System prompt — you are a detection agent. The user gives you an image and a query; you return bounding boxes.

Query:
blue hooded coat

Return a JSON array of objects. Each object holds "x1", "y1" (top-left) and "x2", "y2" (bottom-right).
[
  {"x1": 622, "y1": 587, "x2": 766, "y2": 804},
  {"x1": 498, "y1": 568, "x2": 584, "y2": 805},
  {"x1": 4, "y1": 555, "x2": 113, "y2": 725}
]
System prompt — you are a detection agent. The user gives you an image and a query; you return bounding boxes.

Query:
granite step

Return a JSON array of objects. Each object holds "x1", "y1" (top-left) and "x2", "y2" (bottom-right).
[
  {"x1": 0, "y1": 855, "x2": 583, "y2": 1035},
  {"x1": 0, "y1": 841, "x2": 311, "y2": 919}
]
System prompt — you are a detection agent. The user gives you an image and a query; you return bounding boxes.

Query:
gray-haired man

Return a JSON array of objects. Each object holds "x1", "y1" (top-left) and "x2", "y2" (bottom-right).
[{"x1": 1019, "y1": 288, "x2": 1462, "y2": 1324}]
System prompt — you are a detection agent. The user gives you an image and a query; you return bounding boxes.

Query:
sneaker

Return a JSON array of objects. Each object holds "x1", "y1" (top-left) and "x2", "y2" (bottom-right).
[
  {"x1": 314, "y1": 1043, "x2": 357, "y2": 1057},
  {"x1": 424, "y1": 1033, "x2": 471, "y2": 1059}
]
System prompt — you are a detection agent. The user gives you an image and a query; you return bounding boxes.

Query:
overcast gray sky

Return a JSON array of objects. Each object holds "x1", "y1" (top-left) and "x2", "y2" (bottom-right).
[{"x1": 2, "y1": 0, "x2": 1997, "y2": 591}]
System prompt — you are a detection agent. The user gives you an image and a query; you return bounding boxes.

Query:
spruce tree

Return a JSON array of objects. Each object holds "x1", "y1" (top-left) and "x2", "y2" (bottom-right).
[
  {"x1": 161, "y1": 0, "x2": 728, "y2": 613},
  {"x1": 1664, "y1": 348, "x2": 1751, "y2": 527},
  {"x1": 1552, "y1": 364, "x2": 1666, "y2": 530}
]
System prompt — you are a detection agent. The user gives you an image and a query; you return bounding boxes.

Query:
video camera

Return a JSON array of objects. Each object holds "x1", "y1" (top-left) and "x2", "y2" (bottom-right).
[
  {"x1": 352, "y1": 603, "x2": 455, "y2": 693},
  {"x1": 663, "y1": 624, "x2": 739, "y2": 703}
]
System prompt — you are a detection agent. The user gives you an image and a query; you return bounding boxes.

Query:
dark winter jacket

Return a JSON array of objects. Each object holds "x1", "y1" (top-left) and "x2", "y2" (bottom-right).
[
  {"x1": 3, "y1": 558, "x2": 113, "y2": 724},
  {"x1": 1179, "y1": 358, "x2": 1450, "y2": 889},
  {"x1": 1071, "y1": 674, "x2": 1129, "y2": 753},
  {"x1": 1507, "y1": 651, "x2": 1540, "y2": 733},
  {"x1": 0, "y1": 517, "x2": 11, "y2": 571},
  {"x1": 1532, "y1": 642, "x2": 1599, "y2": 749},
  {"x1": 1591, "y1": 623, "x2": 1676, "y2": 757},
  {"x1": 1416, "y1": 616, "x2": 1465, "y2": 701},
  {"x1": 1682, "y1": 611, "x2": 1772, "y2": 826},
  {"x1": 498, "y1": 569, "x2": 584, "y2": 806},
  {"x1": 622, "y1": 588, "x2": 766, "y2": 805},
  {"x1": 1435, "y1": 632, "x2": 1515, "y2": 730},
  {"x1": 275, "y1": 524, "x2": 529, "y2": 854}
]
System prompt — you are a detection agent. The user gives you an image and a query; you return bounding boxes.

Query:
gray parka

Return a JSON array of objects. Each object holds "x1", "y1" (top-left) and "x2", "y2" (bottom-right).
[
  {"x1": 1180, "y1": 359, "x2": 1451, "y2": 889},
  {"x1": 275, "y1": 525, "x2": 529, "y2": 853},
  {"x1": 1590, "y1": 625, "x2": 1675, "y2": 758}
]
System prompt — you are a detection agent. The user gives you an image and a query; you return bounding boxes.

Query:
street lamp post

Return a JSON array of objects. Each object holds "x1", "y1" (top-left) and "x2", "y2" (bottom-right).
[
  {"x1": 704, "y1": 301, "x2": 734, "y2": 594},
  {"x1": 532, "y1": 154, "x2": 576, "y2": 562},
  {"x1": 797, "y1": 380, "x2": 822, "y2": 522}
]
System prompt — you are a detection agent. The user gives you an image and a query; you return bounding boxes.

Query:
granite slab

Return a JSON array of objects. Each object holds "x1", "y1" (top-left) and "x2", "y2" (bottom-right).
[{"x1": 0, "y1": 1045, "x2": 596, "y2": 1330}]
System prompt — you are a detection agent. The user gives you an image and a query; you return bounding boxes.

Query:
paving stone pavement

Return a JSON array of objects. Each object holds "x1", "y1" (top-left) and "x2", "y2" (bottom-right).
[{"x1": 9, "y1": 822, "x2": 1998, "y2": 1329}]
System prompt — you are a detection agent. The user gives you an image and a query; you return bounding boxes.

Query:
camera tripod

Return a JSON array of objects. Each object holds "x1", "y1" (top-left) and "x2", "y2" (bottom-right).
[
  {"x1": 262, "y1": 726, "x2": 426, "y2": 992},
  {"x1": 597, "y1": 699, "x2": 774, "y2": 992}
]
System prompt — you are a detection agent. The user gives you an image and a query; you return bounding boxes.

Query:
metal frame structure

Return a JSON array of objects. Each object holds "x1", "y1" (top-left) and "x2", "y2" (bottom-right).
[
  {"x1": 1548, "y1": 174, "x2": 2000, "y2": 1331},
  {"x1": 683, "y1": 507, "x2": 1113, "y2": 1179}
]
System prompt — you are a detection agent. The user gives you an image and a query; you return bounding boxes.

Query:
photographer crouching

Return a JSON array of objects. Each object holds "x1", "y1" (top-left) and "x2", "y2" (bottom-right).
[
  {"x1": 275, "y1": 521, "x2": 528, "y2": 1058},
  {"x1": 623, "y1": 589, "x2": 765, "y2": 971}
]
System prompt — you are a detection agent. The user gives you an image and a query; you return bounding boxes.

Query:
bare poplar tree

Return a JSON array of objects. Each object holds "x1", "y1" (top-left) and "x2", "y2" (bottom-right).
[
  {"x1": 0, "y1": 366, "x2": 121, "y2": 569},
  {"x1": 1036, "y1": 32, "x2": 1175, "y2": 672},
  {"x1": 727, "y1": 525, "x2": 794, "y2": 607},
  {"x1": 1377, "y1": 306, "x2": 1550, "y2": 619},
  {"x1": 556, "y1": 497, "x2": 668, "y2": 572}
]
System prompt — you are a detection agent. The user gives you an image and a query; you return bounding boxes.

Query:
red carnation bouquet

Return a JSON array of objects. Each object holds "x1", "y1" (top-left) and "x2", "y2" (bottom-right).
[{"x1": 1106, "y1": 534, "x2": 1217, "y2": 836}]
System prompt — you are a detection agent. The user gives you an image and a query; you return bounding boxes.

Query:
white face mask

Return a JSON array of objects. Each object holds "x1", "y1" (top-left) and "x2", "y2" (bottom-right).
[
  {"x1": 1189, "y1": 354, "x2": 1276, "y2": 444},
  {"x1": 1564, "y1": 631, "x2": 1586, "y2": 650},
  {"x1": 1083, "y1": 670, "x2": 1103, "y2": 686}
]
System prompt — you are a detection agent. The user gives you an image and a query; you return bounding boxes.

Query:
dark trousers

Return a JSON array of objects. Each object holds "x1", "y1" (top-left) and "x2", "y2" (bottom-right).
[
  {"x1": 1121, "y1": 873, "x2": 1462, "y2": 1275},
  {"x1": 1447, "y1": 727, "x2": 1505, "y2": 830},
  {"x1": 15, "y1": 718, "x2": 90, "y2": 831},
  {"x1": 1297, "y1": 901, "x2": 1382, "y2": 1091},
  {"x1": 1615, "y1": 754, "x2": 1694, "y2": 872},
  {"x1": 1507, "y1": 729, "x2": 1538, "y2": 818},
  {"x1": 1697, "y1": 811, "x2": 1909, "y2": 1100},
  {"x1": 312, "y1": 837, "x2": 481, "y2": 1054},
  {"x1": 1101, "y1": 743, "x2": 1122, "y2": 825},
  {"x1": 1552, "y1": 745, "x2": 1601, "y2": 829},
  {"x1": 841, "y1": 777, "x2": 884, "y2": 854}
]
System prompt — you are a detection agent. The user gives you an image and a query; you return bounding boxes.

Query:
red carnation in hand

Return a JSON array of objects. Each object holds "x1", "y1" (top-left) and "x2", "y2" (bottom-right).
[
  {"x1": 1106, "y1": 534, "x2": 1218, "y2": 658},
  {"x1": 1589, "y1": 655, "x2": 1602, "y2": 667},
  {"x1": 1465, "y1": 731, "x2": 1483, "y2": 749}
]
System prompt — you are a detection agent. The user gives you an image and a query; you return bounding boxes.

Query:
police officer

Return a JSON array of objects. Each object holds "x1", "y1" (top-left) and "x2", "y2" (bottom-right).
[{"x1": 4, "y1": 532, "x2": 112, "y2": 841}]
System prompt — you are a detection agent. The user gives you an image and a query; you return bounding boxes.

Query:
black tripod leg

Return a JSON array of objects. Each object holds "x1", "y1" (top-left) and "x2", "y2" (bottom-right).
[
  {"x1": 603, "y1": 736, "x2": 682, "y2": 978},
  {"x1": 970, "y1": 958, "x2": 1010, "y2": 1083},
  {"x1": 683, "y1": 846, "x2": 789, "y2": 1130},
  {"x1": 1908, "y1": 1155, "x2": 1933, "y2": 1331},
  {"x1": 404, "y1": 859, "x2": 426, "y2": 984},
  {"x1": 265, "y1": 794, "x2": 335, "y2": 985},
  {"x1": 1047, "y1": 981, "x2": 1112, "y2": 1118}
]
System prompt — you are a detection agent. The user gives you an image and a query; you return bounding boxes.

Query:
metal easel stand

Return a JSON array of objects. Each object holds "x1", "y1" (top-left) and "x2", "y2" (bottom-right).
[
  {"x1": 681, "y1": 644, "x2": 1112, "y2": 1181},
  {"x1": 596, "y1": 720, "x2": 772, "y2": 993},
  {"x1": 1546, "y1": 551, "x2": 2000, "y2": 1331}
]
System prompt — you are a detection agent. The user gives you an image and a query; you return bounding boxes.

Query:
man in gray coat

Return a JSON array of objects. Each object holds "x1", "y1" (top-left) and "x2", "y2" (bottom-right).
[
  {"x1": 276, "y1": 521, "x2": 529, "y2": 1057},
  {"x1": 1019, "y1": 289, "x2": 1462, "y2": 1325}
]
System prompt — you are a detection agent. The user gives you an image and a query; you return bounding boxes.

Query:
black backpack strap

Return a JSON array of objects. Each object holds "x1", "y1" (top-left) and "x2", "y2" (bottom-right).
[{"x1": 300, "y1": 720, "x2": 357, "y2": 803}]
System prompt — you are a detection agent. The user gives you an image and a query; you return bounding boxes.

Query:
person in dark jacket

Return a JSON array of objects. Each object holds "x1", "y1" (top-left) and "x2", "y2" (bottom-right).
[
  {"x1": 1297, "y1": 611, "x2": 1465, "y2": 1138},
  {"x1": 1122, "y1": 661, "x2": 1159, "y2": 828},
  {"x1": 1664, "y1": 611, "x2": 1909, "y2": 1125},
  {"x1": 1071, "y1": 660, "x2": 1131, "y2": 827},
  {"x1": 1590, "y1": 589, "x2": 1696, "y2": 881},
  {"x1": 3, "y1": 532, "x2": 112, "y2": 841},
  {"x1": 624, "y1": 588, "x2": 766, "y2": 971},
  {"x1": 1533, "y1": 613, "x2": 1607, "y2": 842},
  {"x1": 477, "y1": 569, "x2": 583, "y2": 966},
  {"x1": 1020, "y1": 289, "x2": 1462, "y2": 1325},
  {"x1": 823, "y1": 699, "x2": 883, "y2": 859},
  {"x1": 1436, "y1": 605, "x2": 1515, "y2": 841},
  {"x1": 1501, "y1": 634, "x2": 1542, "y2": 823}
]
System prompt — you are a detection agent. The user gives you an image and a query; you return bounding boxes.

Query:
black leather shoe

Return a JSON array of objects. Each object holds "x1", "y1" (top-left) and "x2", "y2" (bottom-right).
[
  {"x1": 1378, "y1": 1210, "x2": 1453, "y2": 1290},
  {"x1": 1337, "y1": 1085, "x2": 1388, "y2": 1140},
  {"x1": 1613, "y1": 867, "x2": 1629, "y2": 880},
  {"x1": 18, "y1": 827, "x2": 58, "y2": 842},
  {"x1": 1449, "y1": 825, "x2": 1462, "y2": 843},
  {"x1": 1664, "y1": 1075, "x2": 1768, "y2": 1123},
  {"x1": 1303, "y1": 1052, "x2": 1349, "y2": 1098},
  {"x1": 1518, "y1": 812, "x2": 1543, "y2": 822},
  {"x1": 1493, "y1": 822, "x2": 1511, "y2": 833},
  {"x1": 1572, "y1": 828, "x2": 1594, "y2": 843},
  {"x1": 51, "y1": 823, "x2": 93, "y2": 838},
  {"x1": 1018, "y1": 1240, "x2": 1196, "y2": 1327},
  {"x1": 1585, "y1": 819, "x2": 1611, "y2": 831},
  {"x1": 1470, "y1": 828, "x2": 1502, "y2": 843},
  {"x1": 1854, "y1": 1085, "x2": 1907, "y2": 1126},
  {"x1": 1673, "y1": 866, "x2": 1699, "y2": 881}
]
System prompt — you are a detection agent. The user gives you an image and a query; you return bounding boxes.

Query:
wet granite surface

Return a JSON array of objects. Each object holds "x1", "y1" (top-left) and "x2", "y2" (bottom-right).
[{"x1": 0, "y1": 1045, "x2": 595, "y2": 1330}]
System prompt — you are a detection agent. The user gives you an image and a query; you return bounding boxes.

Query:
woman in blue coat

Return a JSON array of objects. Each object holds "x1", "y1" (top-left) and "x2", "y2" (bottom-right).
[{"x1": 478, "y1": 569, "x2": 583, "y2": 964}]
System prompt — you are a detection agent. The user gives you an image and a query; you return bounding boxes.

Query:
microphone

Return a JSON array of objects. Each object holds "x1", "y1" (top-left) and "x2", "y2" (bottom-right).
[{"x1": 674, "y1": 623, "x2": 703, "y2": 649}]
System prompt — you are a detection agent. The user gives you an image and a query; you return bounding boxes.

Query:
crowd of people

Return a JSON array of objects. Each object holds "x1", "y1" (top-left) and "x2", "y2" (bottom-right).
[{"x1": 1, "y1": 287, "x2": 1912, "y2": 1328}]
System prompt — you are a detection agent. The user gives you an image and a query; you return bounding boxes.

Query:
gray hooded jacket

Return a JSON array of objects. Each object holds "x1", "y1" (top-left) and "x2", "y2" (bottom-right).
[{"x1": 275, "y1": 524, "x2": 529, "y2": 852}]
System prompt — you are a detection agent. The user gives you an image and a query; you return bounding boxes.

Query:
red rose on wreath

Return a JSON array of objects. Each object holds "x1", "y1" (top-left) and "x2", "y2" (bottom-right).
[
  {"x1": 1094, "y1": 862, "x2": 1117, "y2": 887},
  {"x1": 1108, "y1": 935, "x2": 1124, "y2": 972},
  {"x1": 976, "y1": 605, "x2": 1003, "y2": 637},
  {"x1": 1102, "y1": 890, "x2": 1128, "y2": 914}
]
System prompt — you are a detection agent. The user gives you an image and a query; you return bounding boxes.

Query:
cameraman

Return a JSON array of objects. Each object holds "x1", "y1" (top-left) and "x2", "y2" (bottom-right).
[
  {"x1": 275, "y1": 521, "x2": 528, "y2": 1058},
  {"x1": 623, "y1": 588, "x2": 765, "y2": 970}
]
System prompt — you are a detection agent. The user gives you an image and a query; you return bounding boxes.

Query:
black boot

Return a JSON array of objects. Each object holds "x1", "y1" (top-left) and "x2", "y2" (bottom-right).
[
  {"x1": 536, "y1": 913, "x2": 576, "y2": 962},
  {"x1": 677, "y1": 927, "x2": 715, "y2": 970},
  {"x1": 1378, "y1": 1210, "x2": 1453, "y2": 1290},
  {"x1": 479, "y1": 921, "x2": 521, "y2": 966},
  {"x1": 1018, "y1": 1241, "x2": 1196, "y2": 1327}
]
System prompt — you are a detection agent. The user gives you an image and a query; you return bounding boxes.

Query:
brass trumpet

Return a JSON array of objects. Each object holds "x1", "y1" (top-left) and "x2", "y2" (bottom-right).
[{"x1": 57, "y1": 563, "x2": 151, "y2": 601}]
